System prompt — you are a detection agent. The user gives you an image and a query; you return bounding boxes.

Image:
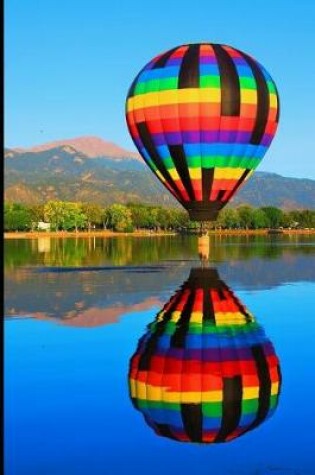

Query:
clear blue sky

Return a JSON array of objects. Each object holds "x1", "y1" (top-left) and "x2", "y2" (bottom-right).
[{"x1": 5, "y1": 0, "x2": 315, "y2": 178}]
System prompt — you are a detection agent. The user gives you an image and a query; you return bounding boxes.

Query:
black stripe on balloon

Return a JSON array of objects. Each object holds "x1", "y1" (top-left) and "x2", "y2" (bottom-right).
[
  {"x1": 241, "y1": 53, "x2": 270, "y2": 145},
  {"x1": 137, "y1": 290, "x2": 184, "y2": 371},
  {"x1": 130, "y1": 396, "x2": 139, "y2": 410},
  {"x1": 217, "y1": 286, "x2": 225, "y2": 301},
  {"x1": 137, "y1": 122, "x2": 183, "y2": 200},
  {"x1": 215, "y1": 376, "x2": 242, "y2": 442},
  {"x1": 152, "y1": 47, "x2": 178, "y2": 69},
  {"x1": 275, "y1": 364, "x2": 282, "y2": 402},
  {"x1": 203, "y1": 287, "x2": 215, "y2": 323},
  {"x1": 212, "y1": 45, "x2": 240, "y2": 116},
  {"x1": 221, "y1": 281, "x2": 253, "y2": 324},
  {"x1": 181, "y1": 403, "x2": 203, "y2": 442},
  {"x1": 224, "y1": 169, "x2": 250, "y2": 203},
  {"x1": 155, "y1": 423, "x2": 177, "y2": 440},
  {"x1": 170, "y1": 290, "x2": 195, "y2": 348},
  {"x1": 275, "y1": 87, "x2": 280, "y2": 123},
  {"x1": 178, "y1": 44, "x2": 200, "y2": 88},
  {"x1": 169, "y1": 145, "x2": 195, "y2": 201},
  {"x1": 202, "y1": 168, "x2": 214, "y2": 202},
  {"x1": 277, "y1": 364, "x2": 282, "y2": 394},
  {"x1": 127, "y1": 72, "x2": 141, "y2": 97},
  {"x1": 250, "y1": 344, "x2": 271, "y2": 428},
  {"x1": 216, "y1": 190, "x2": 226, "y2": 202},
  {"x1": 188, "y1": 268, "x2": 221, "y2": 289}
]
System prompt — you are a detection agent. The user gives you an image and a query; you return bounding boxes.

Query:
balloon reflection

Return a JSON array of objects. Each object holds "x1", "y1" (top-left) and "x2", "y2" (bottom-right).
[{"x1": 129, "y1": 268, "x2": 281, "y2": 443}]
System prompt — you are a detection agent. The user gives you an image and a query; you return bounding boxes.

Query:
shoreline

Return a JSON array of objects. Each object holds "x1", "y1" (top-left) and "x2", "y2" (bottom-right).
[{"x1": 4, "y1": 229, "x2": 315, "y2": 239}]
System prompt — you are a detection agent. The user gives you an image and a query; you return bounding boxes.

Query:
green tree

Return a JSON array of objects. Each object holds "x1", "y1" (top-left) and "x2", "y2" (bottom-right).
[
  {"x1": 173, "y1": 210, "x2": 191, "y2": 229},
  {"x1": 251, "y1": 209, "x2": 269, "y2": 229},
  {"x1": 63, "y1": 203, "x2": 87, "y2": 231},
  {"x1": 29, "y1": 204, "x2": 45, "y2": 228},
  {"x1": 44, "y1": 201, "x2": 68, "y2": 231},
  {"x1": 82, "y1": 203, "x2": 103, "y2": 230},
  {"x1": 220, "y1": 208, "x2": 240, "y2": 229},
  {"x1": 4, "y1": 203, "x2": 32, "y2": 231},
  {"x1": 237, "y1": 206, "x2": 254, "y2": 229},
  {"x1": 105, "y1": 204, "x2": 133, "y2": 232},
  {"x1": 129, "y1": 204, "x2": 151, "y2": 229},
  {"x1": 286, "y1": 210, "x2": 301, "y2": 228},
  {"x1": 297, "y1": 210, "x2": 315, "y2": 228},
  {"x1": 261, "y1": 207, "x2": 284, "y2": 228}
]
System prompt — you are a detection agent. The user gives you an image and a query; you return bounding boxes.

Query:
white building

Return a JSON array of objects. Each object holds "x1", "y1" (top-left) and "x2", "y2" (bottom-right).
[{"x1": 37, "y1": 221, "x2": 51, "y2": 231}]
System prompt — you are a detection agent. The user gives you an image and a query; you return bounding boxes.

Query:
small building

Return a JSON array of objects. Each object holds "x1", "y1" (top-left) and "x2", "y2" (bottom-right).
[{"x1": 37, "y1": 221, "x2": 51, "y2": 231}]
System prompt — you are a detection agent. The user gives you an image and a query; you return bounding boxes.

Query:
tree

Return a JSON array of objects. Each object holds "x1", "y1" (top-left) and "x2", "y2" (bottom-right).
[
  {"x1": 237, "y1": 206, "x2": 254, "y2": 229},
  {"x1": 129, "y1": 204, "x2": 151, "y2": 229},
  {"x1": 29, "y1": 204, "x2": 45, "y2": 228},
  {"x1": 81, "y1": 203, "x2": 103, "y2": 230},
  {"x1": 44, "y1": 201, "x2": 68, "y2": 231},
  {"x1": 251, "y1": 209, "x2": 269, "y2": 229},
  {"x1": 4, "y1": 203, "x2": 32, "y2": 231},
  {"x1": 220, "y1": 208, "x2": 240, "y2": 229},
  {"x1": 63, "y1": 203, "x2": 87, "y2": 231},
  {"x1": 105, "y1": 204, "x2": 133, "y2": 232},
  {"x1": 297, "y1": 210, "x2": 315, "y2": 228},
  {"x1": 261, "y1": 207, "x2": 284, "y2": 228}
]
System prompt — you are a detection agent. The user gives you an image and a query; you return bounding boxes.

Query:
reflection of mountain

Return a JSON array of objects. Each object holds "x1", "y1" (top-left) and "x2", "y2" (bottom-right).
[
  {"x1": 221, "y1": 255, "x2": 315, "y2": 290},
  {"x1": 129, "y1": 268, "x2": 281, "y2": 444},
  {"x1": 11, "y1": 298, "x2": 162, "y2": 327},
  {"x1": 4, "y1": 267, "x2": 186, "y2": 326},
  {"x1": 4, "y1": 249, "x2": 315, "y2": 327},
  {"x1": 4, "y1": 234, "x2": 315, "y2": 326}
]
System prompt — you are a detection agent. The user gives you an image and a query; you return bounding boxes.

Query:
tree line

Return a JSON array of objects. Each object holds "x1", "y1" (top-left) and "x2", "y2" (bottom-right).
[{"x1": 4, "y1": 201, "x2": 315, "y2": 232}]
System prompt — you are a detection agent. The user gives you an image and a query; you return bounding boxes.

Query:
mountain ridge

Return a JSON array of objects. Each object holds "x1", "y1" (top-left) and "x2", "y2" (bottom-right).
[
  {"x1": 10, "y1": 135, "x2": 141, "y2": 160},
  {"x1": 5, "y1": 137, "x2": 315, "y2": 209}
]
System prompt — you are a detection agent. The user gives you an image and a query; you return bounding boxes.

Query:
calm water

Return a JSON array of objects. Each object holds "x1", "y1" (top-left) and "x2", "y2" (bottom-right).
[{"x1": 5, "y1": 235, "x2": 315, "y2": 475}]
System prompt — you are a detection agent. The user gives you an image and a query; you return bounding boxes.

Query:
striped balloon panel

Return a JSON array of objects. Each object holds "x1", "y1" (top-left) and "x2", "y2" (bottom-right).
[
  {"x1": 126, "y1": 43, "x2": 279, "y2": 214},
  {"x1": 129, "y1": 268, "x2": 281, "y2": 443}
]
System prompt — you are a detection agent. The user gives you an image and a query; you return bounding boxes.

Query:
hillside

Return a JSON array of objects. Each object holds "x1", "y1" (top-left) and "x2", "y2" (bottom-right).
[
  {"x1": 13, "y1": 135, "x2": 141, "y2": 160},
  {"x1": 5, "y1": 137, "x2": 315, "y2": 209}
]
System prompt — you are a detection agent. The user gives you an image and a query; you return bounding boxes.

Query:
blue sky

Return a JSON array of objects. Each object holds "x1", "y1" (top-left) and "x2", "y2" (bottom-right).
[{"x1": 5, "y1": 0, "x2": 315, "y2": 178}]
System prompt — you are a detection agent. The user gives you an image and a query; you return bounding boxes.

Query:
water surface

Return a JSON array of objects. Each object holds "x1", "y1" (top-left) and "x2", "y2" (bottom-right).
[{"x1": 5, "y1": 235, "x2": 315, "y2": 474}]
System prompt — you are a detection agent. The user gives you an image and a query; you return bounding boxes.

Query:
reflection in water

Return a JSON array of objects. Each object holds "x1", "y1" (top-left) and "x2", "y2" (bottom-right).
[
  {"x1": 197, "y1": 235, "x2": 210, "y2": 262},
  {"x1": 4, "y1": 235, "x2": 315, "y2": 270},
  {"x1": 37, "y1": 237, "x2": 51, "y2": 253},
  {"x1": 129, "y1": 268, "x2": 281, "y2": 443}
]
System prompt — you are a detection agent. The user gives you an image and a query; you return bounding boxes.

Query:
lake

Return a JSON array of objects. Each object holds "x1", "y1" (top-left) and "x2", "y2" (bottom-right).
[{"x1": 4, "y1": 235, "x2": 315, "y2": 475}]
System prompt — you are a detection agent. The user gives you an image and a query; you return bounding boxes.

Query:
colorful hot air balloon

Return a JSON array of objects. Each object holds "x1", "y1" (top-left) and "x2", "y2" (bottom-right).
[
  {"x1": 129, "y1": 268, "x2": 281, "y2": 443},
  {"x1": 126, "y1": 44, "x2": 279, "y2": 221}
]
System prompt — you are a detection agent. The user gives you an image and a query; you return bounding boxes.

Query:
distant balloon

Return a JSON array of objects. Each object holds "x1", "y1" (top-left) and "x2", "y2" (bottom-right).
[
  {"x1": 126, "y1": 43, "x2": 280, "y2": 221},
  {"x1": 129, "y1": 268, "x2": 281, "y2": 443}
]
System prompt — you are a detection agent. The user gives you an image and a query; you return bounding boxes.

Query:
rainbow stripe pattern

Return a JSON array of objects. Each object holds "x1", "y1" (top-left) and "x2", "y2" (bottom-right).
[
  {"x1": 126, "y1": 44, "x2": 280, "y2": 221},
  {"x1": 129, "y1": 268, "x2": 281, "y2": 443}
]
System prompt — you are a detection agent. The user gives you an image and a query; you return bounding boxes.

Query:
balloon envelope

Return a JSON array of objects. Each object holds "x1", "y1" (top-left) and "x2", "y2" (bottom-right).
[
  {"x1": 129, "y1": 268, "x2": 281, "y2": 443},
  {"x1": 126, "y1": 44, "x2": 280, "y2": 221}
]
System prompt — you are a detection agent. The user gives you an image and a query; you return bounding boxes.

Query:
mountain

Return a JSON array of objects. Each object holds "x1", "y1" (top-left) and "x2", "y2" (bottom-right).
[
  {"x1": 4, "y1": 143, "x2": 174, "y2": 206},
  {"x1": 5, "y1": 137, "x2": 315, "y2": 209},
  {"x1": 13, "y1": 135, "x2": 141, "y2": 160}
]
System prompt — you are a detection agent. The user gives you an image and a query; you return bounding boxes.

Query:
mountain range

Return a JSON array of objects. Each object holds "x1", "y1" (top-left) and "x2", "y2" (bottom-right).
[{"x1": 5, "y1": 136, "x2": 315, "y2": 209}]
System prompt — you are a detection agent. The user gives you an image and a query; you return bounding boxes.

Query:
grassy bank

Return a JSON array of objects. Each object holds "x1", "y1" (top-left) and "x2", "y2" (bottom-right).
[{"x1": 4, "y1": 229, "x2": 315, "y2": 239}]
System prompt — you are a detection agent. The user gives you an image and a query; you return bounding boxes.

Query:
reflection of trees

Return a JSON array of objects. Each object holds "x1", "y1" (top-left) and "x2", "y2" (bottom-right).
[
  {"x1": 42, "y1": 239, "x2": 89, "y2": 267},
  {"x1": 4, "y1": 239, "x2": 40, "y2": 270},
  {"x1": 4, "y1": 235, "x2": 315, "y2": 270}
]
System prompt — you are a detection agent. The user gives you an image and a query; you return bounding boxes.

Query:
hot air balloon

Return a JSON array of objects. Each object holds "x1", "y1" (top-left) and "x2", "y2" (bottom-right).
[
  {"x1": 129, "y1": 268, "x2": 281, "y2": 443},
  {"x1": 126, "y1": 43, "x2": 279, "y2": 223}
]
